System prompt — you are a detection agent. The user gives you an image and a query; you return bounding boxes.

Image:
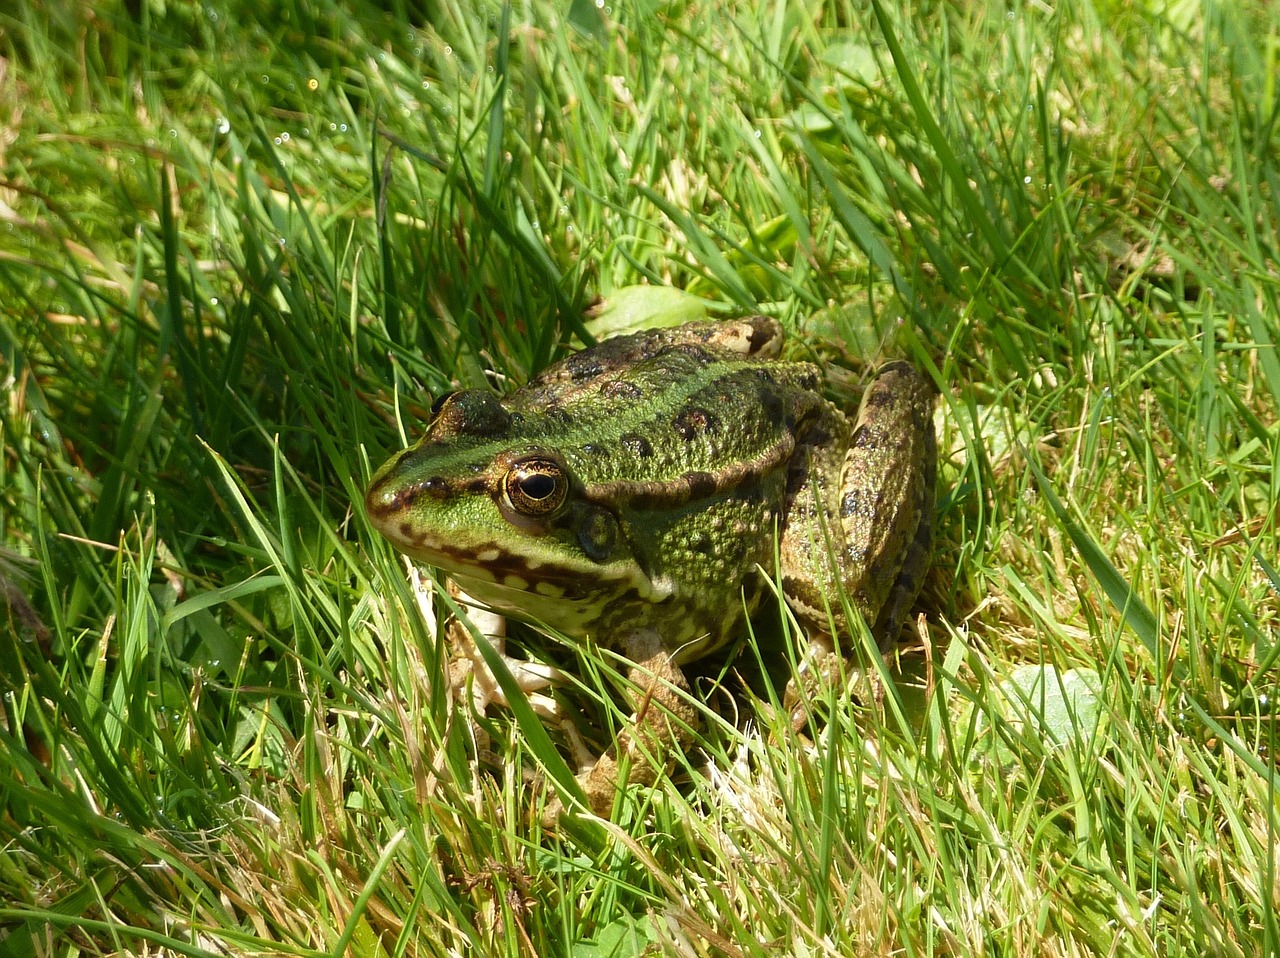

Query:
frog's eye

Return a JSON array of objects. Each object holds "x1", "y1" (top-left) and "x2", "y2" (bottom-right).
[{"x1": 503, "y1": 458, "x2": 568, "y2": 517}]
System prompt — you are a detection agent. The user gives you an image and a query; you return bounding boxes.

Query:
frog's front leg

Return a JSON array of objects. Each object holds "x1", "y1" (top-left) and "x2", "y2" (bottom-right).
[
  {"x1": 444, "y1": 582, "x2": 566, "y2": 719},
  {"x1": 559, "y1": 629, "x2": 699, "y2": 820}
]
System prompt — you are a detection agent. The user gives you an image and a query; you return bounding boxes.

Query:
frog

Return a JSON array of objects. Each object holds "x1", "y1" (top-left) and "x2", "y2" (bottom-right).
[{"x1": 364, "y1": 316, "x2": 937, "y2": 819}]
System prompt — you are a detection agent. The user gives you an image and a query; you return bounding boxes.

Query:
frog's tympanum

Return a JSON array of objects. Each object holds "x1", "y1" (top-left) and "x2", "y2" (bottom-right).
[{"x1": 365, "y1": 318, "x2": 936, "y2": 819}]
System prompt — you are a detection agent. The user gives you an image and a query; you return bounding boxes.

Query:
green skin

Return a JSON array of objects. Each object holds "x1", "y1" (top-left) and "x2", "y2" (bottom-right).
[{"x1": 365, "y1": 317, "x2": 936, "y2": 818}]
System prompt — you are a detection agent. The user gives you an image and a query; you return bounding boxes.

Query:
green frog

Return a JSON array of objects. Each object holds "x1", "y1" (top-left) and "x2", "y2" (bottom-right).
[{"x1": 365, "y1": 317, "x2": 936, "y2": 818}]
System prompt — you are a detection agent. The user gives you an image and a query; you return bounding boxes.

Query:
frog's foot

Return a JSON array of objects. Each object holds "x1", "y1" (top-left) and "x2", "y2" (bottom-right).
[
  {"x1": 542, "y1": 629, "x2": 699, "y2": 824},
  {"x1": 783, "y1": 632, "x2": 843, "y2": 729},
  {"x1": 782, "y1": 632, "x2": 890, "y2": 730},
  {"x1": 538, "y1": 746, "x2": 621, "y2": 826},
  {"x1": 445, "y1": 614, "x2": 565, "y2": 717},
  {"x1": 398, "y1": 569, "x2": 566, "y2": 719}
]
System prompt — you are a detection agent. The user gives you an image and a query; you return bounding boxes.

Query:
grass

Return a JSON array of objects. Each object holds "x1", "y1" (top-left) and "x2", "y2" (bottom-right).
[{"x1": 1, "y1": 0, "x2": 1278, "y2": 954}]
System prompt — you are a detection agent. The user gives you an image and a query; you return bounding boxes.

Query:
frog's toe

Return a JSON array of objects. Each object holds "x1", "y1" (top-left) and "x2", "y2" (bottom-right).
[{"x1": 783, "y1": 647, "x2": 845, "y2": 728}]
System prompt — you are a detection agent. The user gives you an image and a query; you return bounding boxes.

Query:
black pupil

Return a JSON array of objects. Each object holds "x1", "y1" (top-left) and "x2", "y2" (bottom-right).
[{"x1": 520, "y1": 472, "x2": 557, "y2": 500}]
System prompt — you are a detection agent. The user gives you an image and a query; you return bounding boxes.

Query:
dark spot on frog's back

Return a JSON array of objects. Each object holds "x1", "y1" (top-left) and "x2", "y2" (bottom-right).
[
  {"x1": 540, "y1": 404, "x2": 572, "y2": 428},
  {"x1": 601, "y1": 379, "x2": 643, "y2": 402},
  {"x1": 667, "y1": 343, "x2": 717, "y2": 365},
  {"x1": 565, "y1": 354, "x2": 607, "y2": 382},
  {"x1": 673, "y1": 406, "x2": 716, "y2": 440},
  {"x1": 756, "y1": 383, "x2": 784, "y2": 423},
  {"x1": 620, "y1": 433, "x2": 653, "y2": 458}
]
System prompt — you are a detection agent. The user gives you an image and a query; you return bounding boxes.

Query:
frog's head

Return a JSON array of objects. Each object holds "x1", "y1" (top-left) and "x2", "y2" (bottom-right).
[{"x1": 364, "y1": 390, "x2": 664, "y2": 633}]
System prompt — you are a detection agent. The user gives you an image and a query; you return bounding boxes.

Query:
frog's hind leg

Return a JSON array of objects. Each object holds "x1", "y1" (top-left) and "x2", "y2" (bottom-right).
[
  {"x1": 836, "y1": 361, "x2": 937, "y2": 647},
  {"x1": 870, "y1": 417, "x2": 936, "y2": 647}
]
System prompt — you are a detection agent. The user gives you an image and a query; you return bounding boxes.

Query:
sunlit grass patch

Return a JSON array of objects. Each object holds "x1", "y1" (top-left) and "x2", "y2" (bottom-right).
[{"x1": 1, "y1": 0, "x2": 1278, "y2": 955}]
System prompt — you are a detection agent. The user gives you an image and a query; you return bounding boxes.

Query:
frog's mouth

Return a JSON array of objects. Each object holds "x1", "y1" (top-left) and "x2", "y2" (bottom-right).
[
  {"x1": 436, "y1": 553, "x2": 675, "y2": 644},
  {"x1": 378, "y1": 523, "x2": 672, "y2": 604}
]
